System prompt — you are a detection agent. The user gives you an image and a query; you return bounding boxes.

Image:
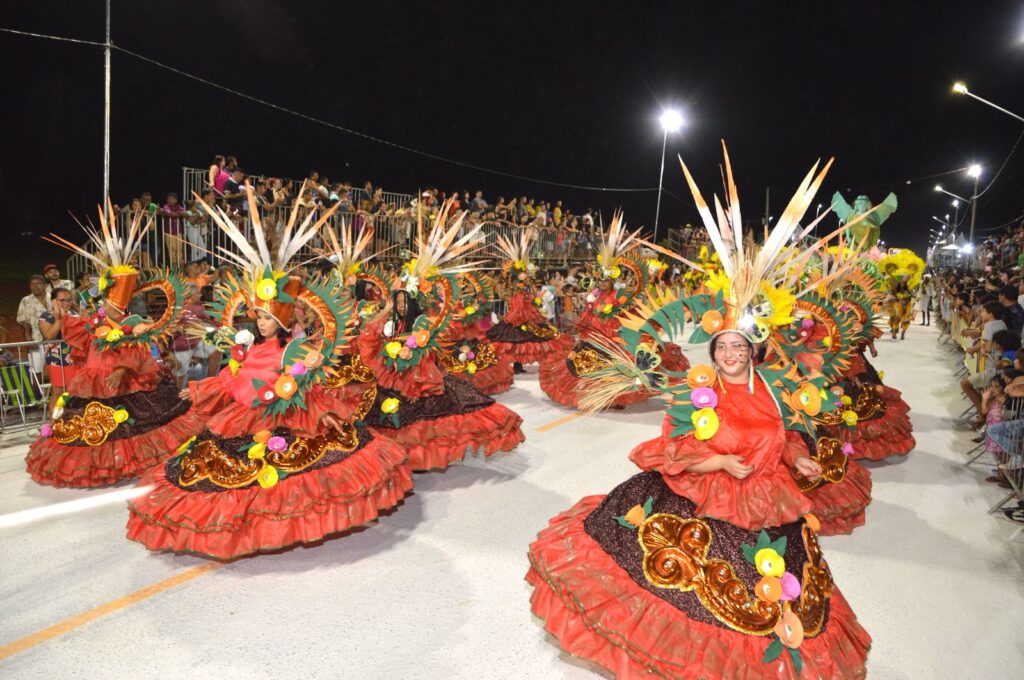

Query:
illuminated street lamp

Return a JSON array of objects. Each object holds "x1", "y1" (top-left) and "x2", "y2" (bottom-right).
[
  {"x1": 654, "y1": 109, "x2": 684, "y2": 243},
  {"x1": 952, "y1": 82, "x2": 1024, "y2": 123}
]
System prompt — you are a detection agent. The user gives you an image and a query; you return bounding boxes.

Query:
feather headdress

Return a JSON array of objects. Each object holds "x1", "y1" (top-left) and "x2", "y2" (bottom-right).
[
  {"x1": 43, "y1": 199, "x2": 152, "y2": 311},
  {"x1": 493, "y1": 226, "x2": 537, "y2": 275},
  {"x1": 399, "y1": 197, "x2": 485, "y2": 293}
]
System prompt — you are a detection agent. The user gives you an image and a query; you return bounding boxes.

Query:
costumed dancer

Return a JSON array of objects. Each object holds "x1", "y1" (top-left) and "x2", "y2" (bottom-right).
[
  {"x1": 127, "y1": 188, "x2": 413, "y2": 559},
  {"x1": 820, "y1": 256, "x2": 915, "y2": 462},
  {"x1": 437, "y1": 272, "x2": 514, "y2": 395},
  {"x1": 526, "y1": 145, "x2": 870, "y2": 679},
  {"x1": 540, "y1": 213, "x2": 688, "y2": 409},
  {"x1": 26, "y1": 205, "x2": 204, "y2": 487},
  {"x1": 486, "y1": 228, "x2": 573, "y2": 372},
  {"x1": 355, "y1": 199, "x2": 524, "y2": 471},
  {"x1": 880, "y1": 248, "x2": 925, "y2": 340}
]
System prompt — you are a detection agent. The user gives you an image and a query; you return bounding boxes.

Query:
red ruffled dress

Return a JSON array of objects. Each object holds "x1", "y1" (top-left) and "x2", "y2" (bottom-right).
[
  {"x1": 826, "y1": 348, "x2": 915, "y2": 461},
  {"x1": 357, "y1": 316, "x2": 525, "y2": 471},
  {"x1": 526, "y1": 375, "x2": 870, "y2": 679},
  {"x1": 26, "y1": 315, "x2": 205, "y2": 488},
  {"x1": 126, "y1": 340, "x2": 414, "y2": 559},
  {"x1": 540, "y1": 289, "x2": 690, "y2": 409},
  {"x1": 440, "y1": 316, "x2": 514, "y2": 395},
  {"x1": 487, "y1": 288, "x2": 572, "y2": 366}
]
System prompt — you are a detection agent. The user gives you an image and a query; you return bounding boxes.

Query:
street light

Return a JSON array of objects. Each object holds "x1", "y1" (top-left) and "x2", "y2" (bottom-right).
[
  {"x1": 952, "y1": 82, "x2": 1024, "y2": 123},
  {"x1": 654, "y1": 109, "x2": 684, "y2": 244}
]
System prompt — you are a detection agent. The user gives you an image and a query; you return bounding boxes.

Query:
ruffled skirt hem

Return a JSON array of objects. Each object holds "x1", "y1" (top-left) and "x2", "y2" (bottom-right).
[
  {"x1": 804, "y1": 459, "x2": 872, "y2": 536},
  {"x1": 125, "y1": 437, "x2": 414, "y2": 560},
  {"x1": 25, "y1": 411, "x2": 206, "y2": 488},
  {"x1": 526, "y1": 495, "x2": 871, "y2": 680},
  {"x1": 372, "y1": 402, "x2": 525, "y2": 471}
]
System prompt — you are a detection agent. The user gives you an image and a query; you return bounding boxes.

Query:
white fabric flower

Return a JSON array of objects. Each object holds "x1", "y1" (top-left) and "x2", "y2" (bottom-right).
[
  {"x1": 383, "y1": 320, "x2": 395, "y2": 337},
  {"x1": 234, "y1": 329, "x2": 255, "y2": 346},
  {"x1": 52, "y1": 406, "x2": 64, "y2": 420}
]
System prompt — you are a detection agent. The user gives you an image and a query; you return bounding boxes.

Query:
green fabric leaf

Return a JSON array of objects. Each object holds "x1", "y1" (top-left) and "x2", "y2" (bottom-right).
[
  {"x1": 614, "y1": 515, "x2": 635, "y2": 529},
  {"x1": 762, "y1": 638, "x2": 784, "y2": 663},
  {"x1": 389, "y1": 412, "x2": 400, "y2": 428},
  {"x1": 642, "y1": 496, "x2": 654, "y2": 517},
  {"x1": 771, "y1": 535, "x2": 788, "y2": 556},
  {"x1": 741, "y1": 542, "x2": 756, "y2": 565},
  {"x1": 755, "y1": 529, "x2": 772, "y2": 551},
  {"x1": 788, "y1": 646, "x2": 803, "y2": 674}
]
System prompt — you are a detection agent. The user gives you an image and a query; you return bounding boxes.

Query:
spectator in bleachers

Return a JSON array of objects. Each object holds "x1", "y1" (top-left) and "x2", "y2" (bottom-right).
[
  {"x1": 208, "y1": 154, "x2": 227, "y2": 194},
  {"x1": 471, "y1": 190, "x2": 488, "y2": 214},
  {"x1": 42, "y1": 264, "x2": 72, "y2": 299},
  {"x1": 162, "y1": 192, "x2": 186, "y2": 268},
  {"x1": 222, "y1": 168, "x2": 247, "y2": 211},
  {"x1": 185, "y1": 191, "x2": 213, "y2": 263},
  {"x1": 999, "y1": 284, "x2": 1024, "y2": 337},
  {"x1": 74, "y1": 271, "x2": 93, "y2": 309},
  {"x1": 17, "y1": 275, "x2": 49, "y2": 344}
]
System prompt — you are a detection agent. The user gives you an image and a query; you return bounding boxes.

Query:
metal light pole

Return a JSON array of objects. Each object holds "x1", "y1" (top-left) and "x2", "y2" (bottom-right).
[
  {"x1": 103, "y1": 0, "x2": 111, "y2": 209},
  {"x1": 654, "y1": 109, "x2": 683, "y2": 244},
  {"x1": 967, "y1": 164, "x2": 981, "y2": 252}
]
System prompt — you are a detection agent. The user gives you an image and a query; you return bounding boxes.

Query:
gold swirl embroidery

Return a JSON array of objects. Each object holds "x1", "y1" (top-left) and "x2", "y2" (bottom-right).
[
  {"x1": 438, "y1": 341, "x2": 498, "y2": 374},
  {"x1": 818, "y1": 386, "x2": 887, "y2": 426},
  {"x1": 179, "y1": 427, "x2": 361, "y2": 489},
  {"x1": 790, "y1": 524, "x2": 833, "y2": 637},
  {"x1": 522, "y1": 322, "x2": 561, "y2": 339},
  {"x1": 323, "y1": 353, "x2": 376, "y2": 388},
  {"x1": 352, "y1": 384, "x2": 377, "y2": 422},
  {"x1": 794, "y1": 437, "x2": 848, "y2": 491},
  {"x1": 637, "y1": 513, "x2": 834, "y2": 638},
  {"x1": 569, "y1": 347, "x2": 608, "y2": 376},
  {"x1": 52, "y1": 402, "x2": 120, "y2": 446}
]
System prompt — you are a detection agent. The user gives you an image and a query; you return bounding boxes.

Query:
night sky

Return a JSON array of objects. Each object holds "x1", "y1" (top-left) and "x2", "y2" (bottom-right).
[{"x1": 2, "y1": 1, "x2": 1023, "y2": 256}]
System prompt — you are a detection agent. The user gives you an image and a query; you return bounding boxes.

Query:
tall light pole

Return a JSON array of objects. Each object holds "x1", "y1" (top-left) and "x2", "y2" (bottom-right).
[
  {"x1": 103, "y1": 0, "x2": 112, "y2": 209},
  {"x1": 966, "y1": 164, "x2": 981, "y2": 254},
  {"x1": 654, "y1": 109, "x2": 683, "y2": 244}
]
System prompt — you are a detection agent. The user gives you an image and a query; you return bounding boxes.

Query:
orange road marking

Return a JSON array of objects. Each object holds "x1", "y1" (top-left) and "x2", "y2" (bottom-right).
[
  {"x1": 0, "y1": 562, "x2": 222, "y2": 661},
  {"x1": 536, "y1": 412, "x2": 584, "y2": 432}
]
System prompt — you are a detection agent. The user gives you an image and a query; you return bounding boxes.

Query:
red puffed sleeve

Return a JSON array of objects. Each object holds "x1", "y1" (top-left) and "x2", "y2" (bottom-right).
[
  {"x1": 60, "y1": 315, "x2": 93, "y2": 364},
  {"x1": 781, "y1": 430, "x2": 812, "y2": 468},
  {"x1": 629, "y1": 418, "x2": 717, "y2": 477}
]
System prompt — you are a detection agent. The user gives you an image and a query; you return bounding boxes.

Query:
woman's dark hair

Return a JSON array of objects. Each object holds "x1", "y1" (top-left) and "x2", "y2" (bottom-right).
[
  {"x1": 992, "y1": 329, "x2": 1021, "y2": 353},
  {"x1": 253, "y1": 319, "x2": 291, "y2": 348},
  {"x1": 212, "y1": 154, "x2": 224, "y2": 167},
  {"x1": 709, "y1": 332, "x2": 754, "y2": 362},
  {"x1": 983, "y1": 301, "x2": 1005, "y2": 320},
  {"x1": 78, "y1": 271, "x2": 92, "y2": 284},
  {"x1": 391, "y1": 289, "x2": 421, "y2": 332}
]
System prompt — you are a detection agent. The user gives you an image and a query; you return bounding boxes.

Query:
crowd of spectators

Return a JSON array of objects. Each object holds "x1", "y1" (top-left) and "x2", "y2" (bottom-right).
[{"x1": 935, "y1": 265, "x2": 1024, "y2": 524}]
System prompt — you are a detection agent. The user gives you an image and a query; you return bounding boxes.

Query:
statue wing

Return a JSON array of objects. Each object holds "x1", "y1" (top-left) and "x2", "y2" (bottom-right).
[
  {"x1": 830, "y1": 191, "x2": 853, "y2": 222},
  {"x1": 873, "y1": 192, "x2": 898, "y2": 224}
]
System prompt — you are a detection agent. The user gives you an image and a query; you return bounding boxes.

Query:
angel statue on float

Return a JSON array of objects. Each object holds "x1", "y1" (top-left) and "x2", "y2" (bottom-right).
[{"x1": 830, "y1": 191, "x2": 897, "y2": 250}]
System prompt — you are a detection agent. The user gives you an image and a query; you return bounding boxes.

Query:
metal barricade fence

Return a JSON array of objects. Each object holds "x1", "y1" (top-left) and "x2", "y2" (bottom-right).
[
  {"x1": 66, "y1": 209, "x2": 596, "y2": 282},
  {"x1": 977, "y1": 401, "x2": 1024, "y2": 534},
  {"x1": 0, "y1": 339, "x2": 72, "y2": 434}
]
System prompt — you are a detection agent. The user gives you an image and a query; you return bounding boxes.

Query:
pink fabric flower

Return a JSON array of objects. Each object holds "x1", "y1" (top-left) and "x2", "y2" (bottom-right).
[
  {"x1": 405, "y1": 335, "x2": 418, "y2": 348},
  {"x1": 289, "y1": 362, "x2": 307, "y2": 377},
  {"x1": 801, "y1": 318, "x2": 814, "y2": 329},
  {"x1": 267, "y1": 436, "x2": 288, "y2": 452},
  {"x1": 780, "y1": 571, "x2": 802, "y2": 601},
  {"x1": 842, "y1": 442, "x2": 855, "y2": 456},
  {"x1": 690, "y1": 386, "x2": 718, "y2": 409},
  {"x1": 40, "y1": 424, "x2": 52, "y2": 438}
]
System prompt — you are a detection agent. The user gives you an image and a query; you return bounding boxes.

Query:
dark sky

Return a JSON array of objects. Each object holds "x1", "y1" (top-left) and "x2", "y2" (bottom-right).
[{"x1": 2, "y1": 0, "x2": 1023, "y2": 257}]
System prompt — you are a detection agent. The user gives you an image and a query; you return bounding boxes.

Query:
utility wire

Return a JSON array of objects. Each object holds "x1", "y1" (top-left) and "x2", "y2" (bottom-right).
[{"x1": 0, "y1": 26, "x2": 106, "y2": 47}]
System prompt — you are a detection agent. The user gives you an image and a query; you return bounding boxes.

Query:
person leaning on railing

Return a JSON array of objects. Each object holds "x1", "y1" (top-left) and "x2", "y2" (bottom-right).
[{"x1": 37, "y1": 287, "x2": 78, "y2": 416}]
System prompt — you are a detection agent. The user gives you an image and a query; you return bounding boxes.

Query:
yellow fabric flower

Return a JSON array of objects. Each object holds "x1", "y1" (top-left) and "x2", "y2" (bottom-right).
[
  {"x1": 257, "y1": 464, "x2": 279, "y2": 488},
  {"x1": 820, "y1": 335, "x2": 832, "y2": 348},
  {"x1": 255, "y1": 278, "x2": 278, "y2": 301},
  {"x1": 840, "y1": 395, "x2": 852, "y2": 406},
  {"x1": 247, "y1": 442, "x2": 267, "y2": 460},
  {"x1": 113, "y1": 408, "x2": 129, "y2": 424},
  {"x1": 385, "y1": 341, "x2": 403, "y2": 359},
  {"x1": 878, "y1": 370, "x2": 885, "y2": 380},
  {"x1": 228, "y1": 358, "x2": 241, "y2": 376},
  {"x1": 691, "y1": 408, "x2": 720, "y2": 440},
  {"x1": 842, "y1": 410, "x2": 859, "y2": 426},
  {"x1": 466, "y1": 362, "x2": 477, "y2": 375},
  {"x1": 754, "y1": 548, "x2": 785, "y2": 577},
  {"x1": 105, "y1": 328, "x2": 124, "y2": 342},
  {"x1": 463, "y1": 305, "x2": 476, "y2": 316},
  {"x1": 513, "y1": 260, "x2": 525, "y2": 270},
  {"x1": 601, "y1": 303, "x2": 614, "y2": 315},
  {"x1": 608, "y1": 265, "x2": 621, "y2": 279},
  {"x1": 381, "y1": 397, "x2": 400, "y2": 414}
]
